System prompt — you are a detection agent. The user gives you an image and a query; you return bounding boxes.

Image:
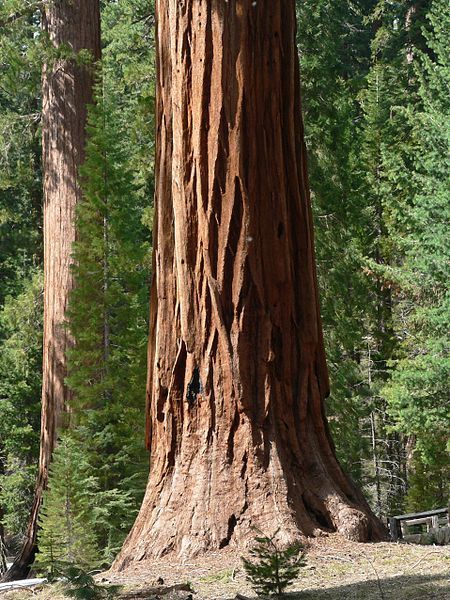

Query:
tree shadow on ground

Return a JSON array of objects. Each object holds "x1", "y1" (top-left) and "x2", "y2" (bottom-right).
[{"x1": 280, "y1": 572, "x2": 450, "y2": 599}]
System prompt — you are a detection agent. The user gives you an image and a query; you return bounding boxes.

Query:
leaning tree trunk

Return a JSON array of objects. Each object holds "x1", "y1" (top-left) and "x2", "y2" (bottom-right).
[
  {"x1": 115, "y1": 0, "x2": 386, "y2": 567},
  {"x1": 0, "y1": 539, "x2": 6, "y2": 578},
  {"x1": 0, "y1": 458, "x2": 7, "y2": 577},
  {"x1": 1, "y1": 1, "x2": 101, "y2": 582}
]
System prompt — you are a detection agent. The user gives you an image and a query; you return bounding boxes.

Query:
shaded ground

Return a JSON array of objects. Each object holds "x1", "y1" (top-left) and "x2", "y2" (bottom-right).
[{"x1": 1, "y1": 536, "x2": 449, "y2": 598}]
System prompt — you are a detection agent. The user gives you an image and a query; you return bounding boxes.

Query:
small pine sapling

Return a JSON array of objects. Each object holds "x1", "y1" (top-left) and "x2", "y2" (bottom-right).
[
  {"x1": 242, "y1": 530, "x2": 306, "y2": 597},
  {"x1": 35, "y1": 435, "x2": 101, "y2": 575},
  {"x1": 62, "y1": 565, "x2": 121, "y2": 600}
]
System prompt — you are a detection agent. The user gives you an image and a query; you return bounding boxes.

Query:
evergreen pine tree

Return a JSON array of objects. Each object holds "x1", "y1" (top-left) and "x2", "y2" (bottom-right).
[
  {"x1": 0, "y1": 272, "x2": 42, "y2": 534},
  {"x1": 35, "y1": 435, "x2": 101, "y2": 576},
  {"x1": 0, "y1": 0, "x2": 42, "y2": 303},
  {"x1": 0, "y1": 0, "x2": 44, "y2": 552},
  {"x1": 1, "y1": 0, "x2": 155, "y2": 562},
  {"x1": 65, "y1": 84, "x2": 150, "y2": 561},
  {"x1": 242, "y1": 532, "x2": 306, "y2": 598},
  {"x1": 381, "y1": 0, "x2": 450, "y2": 508},
  {"x1": 351, "y1": 0, "x2": 437, "y2": 516},
  {"x1": 296, "y1": 0, "x2": 380, "y2": 489}
]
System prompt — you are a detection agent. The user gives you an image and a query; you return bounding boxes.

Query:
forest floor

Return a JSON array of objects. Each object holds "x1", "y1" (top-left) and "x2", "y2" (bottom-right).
[{"x1": 1, "y1": 536, "x2": 449, "y2": 599}]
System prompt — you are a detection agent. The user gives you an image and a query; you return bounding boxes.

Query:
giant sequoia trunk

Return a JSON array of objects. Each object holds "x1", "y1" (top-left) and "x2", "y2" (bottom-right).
[
  {"x1": 2, "y1": 1, "x2": 101, "y2": 582},
  {"x1": 115, "y1": 0, "x2": 386, "y2": 566}
]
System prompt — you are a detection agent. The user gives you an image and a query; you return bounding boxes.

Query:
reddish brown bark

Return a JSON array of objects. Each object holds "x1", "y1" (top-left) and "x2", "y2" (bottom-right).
[
  {"x1": 114, "y1": 0, "x2": 386, "y2": 567},
  {"x1": 1, "y1": 0, "x2": 101, "y2": 582}
]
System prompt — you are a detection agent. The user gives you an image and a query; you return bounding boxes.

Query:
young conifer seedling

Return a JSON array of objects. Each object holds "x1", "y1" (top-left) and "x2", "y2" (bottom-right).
[{"x1": 242, "y1": 530, "x2": 306, "y2": 597}]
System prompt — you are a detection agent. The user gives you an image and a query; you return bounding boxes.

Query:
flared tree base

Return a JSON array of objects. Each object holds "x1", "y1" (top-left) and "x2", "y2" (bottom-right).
[{"x1": 114, "y1": 394, "x2": 386, "y2": 569}]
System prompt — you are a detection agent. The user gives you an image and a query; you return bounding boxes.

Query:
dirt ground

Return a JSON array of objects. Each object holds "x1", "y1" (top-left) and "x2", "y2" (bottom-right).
[{"x1": 2, "y1": 535, "x2": 449, "y2": 599}]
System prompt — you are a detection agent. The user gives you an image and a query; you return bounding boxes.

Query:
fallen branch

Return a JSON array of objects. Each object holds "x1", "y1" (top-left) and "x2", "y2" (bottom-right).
[
  {"x1": 363, "y1": 553, "x2": 386, "y2": 600},
  {"x1": 119, "y1": 583, "x2": 193, "y2": 598},
  {"x1": 406, "y1": 551, "x2": 446, "y2": 573}
]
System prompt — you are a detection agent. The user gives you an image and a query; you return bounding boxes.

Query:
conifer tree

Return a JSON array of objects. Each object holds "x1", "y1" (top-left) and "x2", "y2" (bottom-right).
[
  {"x1": 353, "y1": 0, "x2": 450, "y2": 514},
  {"x1": 0, "y1": 0, "x2": 42, "y2": 306},
  {"x1": 61, "y1": 0, "x2": 155, "y2": 562},
  {"x1": 296, "y1": 0, "x2": 378, "y2": 486},
  {"x1": 115, "y1": 0, "x2": 385, "y2": 567},
  {"x1": 3, "y1": 0, "x2": 101, "y2": 581},
  {"x1": 358, "y1": 58, "x2": 406, "y2": 515},
  {"x1": 352, "y1": 0, "x2": 431, "y2": 515},
  {"x1": 35, "y1": 436, "x2": 100, "y2": 576},
  {"x1": 66, "y1": 84, "x2": 150, "y2": 561},
  {"x1": 0, "y1": 272, "x2": 42, "y2": 533},
  {"x1": 0, "y1": 1, "x2": 43, "y2": 569},
  {"x1": 1, "y1": 0, "x2": 154, "y2": 573},
  {"x1": 380, "y1": 0, "x2": 450, "y2": 508}
]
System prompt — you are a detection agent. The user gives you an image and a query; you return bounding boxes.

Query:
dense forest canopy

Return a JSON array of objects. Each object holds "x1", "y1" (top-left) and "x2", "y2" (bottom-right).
[{"x1": 0, "y1": 0, "x2": 448, "y2": 576}]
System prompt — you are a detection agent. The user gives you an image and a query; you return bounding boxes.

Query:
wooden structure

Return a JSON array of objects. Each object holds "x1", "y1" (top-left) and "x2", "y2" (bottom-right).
[{"x1": 388, "y1": 506, "x2": 449, "y2": 541}]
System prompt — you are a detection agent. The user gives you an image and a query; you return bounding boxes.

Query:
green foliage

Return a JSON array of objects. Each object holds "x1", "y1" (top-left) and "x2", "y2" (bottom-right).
[
  {"x1": 35, "y1": 435, "x2": 101, "y2": 577},
  {"x1": 405, "y1": 449, "x2": 449, "y2": 513},
  {"x1": 0, "y1": 271, "x2": 42, "y2": 455},
  {"x1": 355, "y1": 39, "x2": 408, "y2": 515},
  {"x1": 0, "y1": 13, "x2": 42, "y2": 301},
  {"x1": 61, "y1": 565, "x2": 121, "y2": 600},
  {"x1": 0, "y1": 458, "x2": 37, "y2": 535},
  {"x1": 0, "y1": 271, "x2": 42, "y2": 533},
  {"x1": 297, "y1": 0, "x2": 380, "y2": 488},
  {"x1": 356, "y1": 0, "x2": 449, "y2": 513},
  {"x1": 101, "y1": 0, "x2": 155, "y2": 204},
  {"x1": 61, "y1": 0, "x2": 155, "y2": 562},
  {"x1": 380, "y1": 0, "x2": 450, "y2": 475},
  {"x1": 242, "y1": 532, "x2": 306, "y2": 598},
  {"x1": 297, "y1": 0, "x2": 448, "y2": 518},
  {"x1": 64, "y1": 84, "x2": 150, "y2": 562},
  {"x1": 0, "y1": 0, "x2": 43, "y2": 541}
]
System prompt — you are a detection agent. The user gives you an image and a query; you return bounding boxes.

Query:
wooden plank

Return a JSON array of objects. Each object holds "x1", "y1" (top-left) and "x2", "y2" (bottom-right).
[
  {"x1": 392, "y1": 507, "x2": 448, "y2": 521},
  {"x1": 403, "y1": 517, "x2": 433, "y2": 527}
]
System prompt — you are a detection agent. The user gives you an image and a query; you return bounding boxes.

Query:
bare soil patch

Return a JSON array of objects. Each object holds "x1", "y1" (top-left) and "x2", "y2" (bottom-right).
[{"x1": 103, "y1": 536, "x2": 449, "y2": 599}]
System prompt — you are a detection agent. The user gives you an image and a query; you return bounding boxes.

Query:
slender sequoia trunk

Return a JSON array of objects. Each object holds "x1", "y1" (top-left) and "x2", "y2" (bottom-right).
[
  {"x1": 2, "y1": 1, "x2": 101, "y2": 582},
  {"x1": 115, "y1": 0, "x2": 386, "y2": 567}
]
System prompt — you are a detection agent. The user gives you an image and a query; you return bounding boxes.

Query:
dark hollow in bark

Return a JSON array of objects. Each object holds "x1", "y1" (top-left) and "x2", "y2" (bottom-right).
[
  {"x1": 114, "y1": 0, "x2": 387, "y2": 567},
  {"x1": 1, "y1": 0, "x2": 101, "y2": 582}
]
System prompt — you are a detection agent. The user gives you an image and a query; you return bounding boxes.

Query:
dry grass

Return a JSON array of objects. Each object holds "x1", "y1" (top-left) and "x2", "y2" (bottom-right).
[{"x1": 1, "y1": 536, "x2": 449, "y2": 599}]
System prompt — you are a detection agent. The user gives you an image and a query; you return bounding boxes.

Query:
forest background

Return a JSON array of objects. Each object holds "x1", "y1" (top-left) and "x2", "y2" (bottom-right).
[{"x1": 0, "y1": 0, "x2": 448, "y2": 572}]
